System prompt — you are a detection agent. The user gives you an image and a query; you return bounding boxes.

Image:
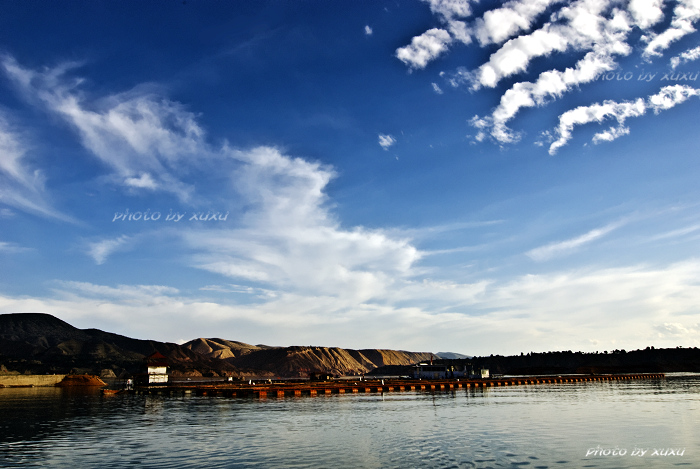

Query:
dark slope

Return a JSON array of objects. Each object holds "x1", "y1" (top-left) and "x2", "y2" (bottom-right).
[{"x1": 0, "y1": 313, "x2": 241, "y2": 377}]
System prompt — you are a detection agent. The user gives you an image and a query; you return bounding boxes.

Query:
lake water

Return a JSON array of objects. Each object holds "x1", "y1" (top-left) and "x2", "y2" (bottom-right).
[{"x1": 1, "y1": 374, "x2": 698, "y2": 468}]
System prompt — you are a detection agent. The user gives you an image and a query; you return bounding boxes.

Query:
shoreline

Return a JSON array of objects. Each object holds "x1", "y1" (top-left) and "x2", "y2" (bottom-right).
[{"x1": 119, "y1": 373, "x2": 665, "y2": 398}]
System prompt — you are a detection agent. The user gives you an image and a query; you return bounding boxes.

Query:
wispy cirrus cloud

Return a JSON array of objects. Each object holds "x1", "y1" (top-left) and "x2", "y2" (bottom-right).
[
  {"x1": 87, "y1": 235, "x2": 135, "y2": 265},
  {"x1": 1, "y1": 56, "x2": 210, "y2": 202},
  {"x1": 0, "y1": 112, "x2": 73, "y2": 220},
  {"x1": 648, "y1": 223, "x2": 700, "y2": 241},
  {"x1": 526, "y1": 220, "x2": 624, "y2": 261},
  {"x1": 0, "y1": 240, "x2": 31, "y2": 253},
  {"x1": 54, "y1": 280, "x2": 179, "y2": 301}
]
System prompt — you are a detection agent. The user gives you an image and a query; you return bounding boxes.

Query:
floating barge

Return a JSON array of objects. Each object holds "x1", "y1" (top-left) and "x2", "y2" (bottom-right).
[{"x1": 124, "y1": 373, "x2": 665, "y2": 398}]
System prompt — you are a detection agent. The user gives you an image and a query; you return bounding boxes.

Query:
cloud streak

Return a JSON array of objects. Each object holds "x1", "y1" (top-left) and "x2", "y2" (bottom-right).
[
  {"x1": 0, "y1": 112, "x2": 73, "y2": 220},
  {"x1": 526, "y1": 221, "x2": 623, "y2": 261},
  {"x1": 643, "y1": 0, "x2": 700, "y2": 58},
  {"x1": 549, "y1": 85, "x2": 700, "y2": 153},
  {"x1": 2, "y1": 56, "x2": 210, "y2": 202},
  {"x1": 87, "y1": 235, "x2": 135, "y2": 265},
  {"x1": 396, "y1": 28, "x2": 454, "y2": 69},
  {"x1": 670, "y1": 45, "x2": 700, "y2": 68}
]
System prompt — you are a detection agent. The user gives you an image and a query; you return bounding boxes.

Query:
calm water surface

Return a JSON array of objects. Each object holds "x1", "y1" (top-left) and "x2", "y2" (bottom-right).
[{"x1": 1, "y1": 374, "x2": 698, "y2": 468}]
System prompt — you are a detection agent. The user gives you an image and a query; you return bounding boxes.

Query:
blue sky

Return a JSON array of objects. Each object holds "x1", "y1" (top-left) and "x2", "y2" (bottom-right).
[{"x1": 1, "y1": 0, "x2": 700, "y2": 355}]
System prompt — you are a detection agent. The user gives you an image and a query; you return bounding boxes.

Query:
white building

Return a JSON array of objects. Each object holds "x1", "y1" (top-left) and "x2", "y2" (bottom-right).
[{"x1": 145, "y1": 351, "x2": 169, "y2": 384}]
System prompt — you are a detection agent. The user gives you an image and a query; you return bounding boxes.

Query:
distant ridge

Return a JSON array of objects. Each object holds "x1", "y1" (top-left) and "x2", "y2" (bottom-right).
[{"x1": 435, "y1": 352, "x2": 472, "y2": 359}]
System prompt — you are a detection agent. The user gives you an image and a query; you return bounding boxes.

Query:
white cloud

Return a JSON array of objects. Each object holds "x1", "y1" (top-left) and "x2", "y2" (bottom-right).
[
  {"x1": 183, "y1": 146, "x2": 421, "y2": 304},
  {"x1": 471, "y1": 27, "x2": 573, "y2": 90},
  {"x1": 649, "y1": 224, "x2": 700, "y2": 241},
  {"x1": 628, "y1": 0, "x2": 665, "y2": 29},
  {"x1": 472, "y1": 6, "x2": 633, "y2": 143},
  {"x1": 199, "y1": 284, "x2": 277, "y2": 297},
  {"x1": 423, "y1": 0, "x2": 473, "y2": 20},
  {"x1": 396, "y1": 28, "x2": 453, "y2": 69},
  {"x1": 364, "y1": 25, "x2": 373, "y2": 36},
  {"x1": 643, "y1": 0, "x2": 700, "y2": 58},
  {"x1": 473, "y1": 0, "x2": 566, "y2": 46},
  {"x1": 549, "y1": 98, "x2": 645, "y2": 153},
  {"x1": 648, "y1": 84, "x2": 700, "y2": 112},
  {"x1": 0, "y1": 112, "x2": 72, "y2": 220},
  {"x1": 124, "y1": 173, "x2": 158, "y2": 190},
  {"x1": 452, "y1": 0, "x2": 629, "y2": 92},
  {"x1": 526, "y1": 221, "x2": 623, "y2": 261},
  {"x1": 55, "y1": 280, "x2": 179, "y2": 300},
  {"x1": 420, "y1": 0, "x2": 474, "y2": 46},
  {"x1": 2, "y1": 56, "x2": 209, "y2": 202},
  {"x1": 401, "y1": 0, "x2": 699, "y2": 151},
  {"x1": 549, "y1": 85, "x2": 700, "y2": 153},
  {"x1": 592, "y1": 124, "x2": 631, "y2": 143},
  {"x1": 670, "y1": 45, "x2": 700, "y2": 69},
  {"x1": 5, "y1": 259, "x2": 700, "y2": 352},
  {"x1": 0, "y1": 240, "x2": 30, "y2": 254},
  {"x1": 0, "y1": 116, "x2": 34, "y2": 187},
  {"x1": 378, "y1": 133, "x2": 396, "y2": 150},
  {"x1": 87, "y1": 235, "x2": 134, "y2": 265},
  {"x1": 654, "y1": 322, "x2": 698, "y2": 337},
  {"x1": 432, "y1": 82, "x2": 444, "y2": 94},
  {"x1": 393, "y1": 0, "x2": 483, "y2": 71},
  {"x1": 398, "y1": 0, "x2": 564, "y2": 70}
]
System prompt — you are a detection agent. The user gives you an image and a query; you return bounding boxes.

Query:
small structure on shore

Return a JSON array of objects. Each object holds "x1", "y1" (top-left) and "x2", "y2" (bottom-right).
[
  {"x1": 412, "y1": 359, "x2": 488, "y2": 379},
  {"x1": 137, "y1": 351, "x2": 169, "y2": 385}
]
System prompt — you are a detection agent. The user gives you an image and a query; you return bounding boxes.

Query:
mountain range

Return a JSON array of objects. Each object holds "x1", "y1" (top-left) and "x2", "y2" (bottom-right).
[{"x1": 0, "y1": 313, "x2": 434, "y2": 378}]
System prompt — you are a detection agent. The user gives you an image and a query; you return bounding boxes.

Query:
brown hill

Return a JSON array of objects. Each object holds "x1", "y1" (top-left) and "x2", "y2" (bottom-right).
[
  {"x1": 226, "y1": 345, "x2": 435, "y2": 378},
  {"x1": 183, "y1": 338, "x2": 267, "y2": 360}
]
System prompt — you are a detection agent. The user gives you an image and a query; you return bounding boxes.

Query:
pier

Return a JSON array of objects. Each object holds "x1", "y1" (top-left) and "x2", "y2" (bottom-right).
[{"x1": 122, "y1": 373, "x2": 665, "y2": 398}]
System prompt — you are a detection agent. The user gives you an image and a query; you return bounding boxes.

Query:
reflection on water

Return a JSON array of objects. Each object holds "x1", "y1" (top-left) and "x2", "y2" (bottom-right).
[{"x1": 1, "y1": 375, "x2": 698, "y2": 468}]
